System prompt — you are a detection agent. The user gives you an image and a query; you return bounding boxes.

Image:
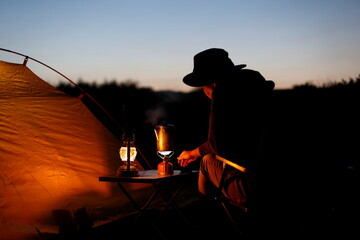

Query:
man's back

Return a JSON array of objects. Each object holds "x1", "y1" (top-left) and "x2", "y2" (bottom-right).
[{"x1": 210, "y1": 67, "x2": 274, "y2": 170}]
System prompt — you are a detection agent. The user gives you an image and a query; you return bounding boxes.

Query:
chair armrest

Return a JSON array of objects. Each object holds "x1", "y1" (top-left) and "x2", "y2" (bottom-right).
[{"x1": 215, "y1": 155, "x2": 247, "y2": 173}]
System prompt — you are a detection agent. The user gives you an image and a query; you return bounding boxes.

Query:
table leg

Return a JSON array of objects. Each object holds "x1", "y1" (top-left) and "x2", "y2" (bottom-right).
[
  {"x1": 155, "y1": 178, "x2": 191, "y2": 225},
  {"x1": 117, "y1": 183, "x2": 167, "y2": 240}
]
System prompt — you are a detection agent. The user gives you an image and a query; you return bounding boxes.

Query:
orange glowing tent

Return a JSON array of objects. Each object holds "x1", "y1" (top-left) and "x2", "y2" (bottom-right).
[{"x1": 0, "y1": 56, "x2": 152, "y2": 240}]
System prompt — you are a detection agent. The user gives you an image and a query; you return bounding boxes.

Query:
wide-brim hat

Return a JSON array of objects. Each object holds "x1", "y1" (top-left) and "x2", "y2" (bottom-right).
[{"x1": 183, "y1": 48, "x2": 244, "y2": 87}]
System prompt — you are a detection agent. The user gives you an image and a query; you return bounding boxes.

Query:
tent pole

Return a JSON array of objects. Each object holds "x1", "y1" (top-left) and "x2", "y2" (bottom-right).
[{"x1": 0, "y1": 48, "x2": 121, "y2": 132}]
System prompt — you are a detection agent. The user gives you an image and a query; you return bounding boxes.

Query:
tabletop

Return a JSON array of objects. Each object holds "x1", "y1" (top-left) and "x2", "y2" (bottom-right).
[{"x1": 99, "y1": 169, "x2": 198, "y2": 183}]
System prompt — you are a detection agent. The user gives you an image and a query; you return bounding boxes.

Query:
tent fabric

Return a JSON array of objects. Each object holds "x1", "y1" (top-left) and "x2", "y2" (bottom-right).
[{"x1": 0, "y1": 61, "x2": 149, "y2": 240}]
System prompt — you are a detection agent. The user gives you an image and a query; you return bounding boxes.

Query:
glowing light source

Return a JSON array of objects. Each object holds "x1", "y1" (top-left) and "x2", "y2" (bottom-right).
[{"x1": 117, "y1": 129, "x2": 139, "y2": 177}]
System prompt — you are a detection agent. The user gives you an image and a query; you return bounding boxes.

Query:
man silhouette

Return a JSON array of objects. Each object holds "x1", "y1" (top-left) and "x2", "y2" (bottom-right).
[{"x1": 177, "y1": 48, "x2": 275, "y2": 211}]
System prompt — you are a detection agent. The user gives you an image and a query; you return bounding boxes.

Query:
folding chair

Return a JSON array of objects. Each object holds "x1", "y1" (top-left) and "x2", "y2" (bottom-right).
[
  {"x1": 213, "y1": 155, "x2": 251, "y2": 237},
  {"x1": 211, "y1": 80, "x2": 275, "y2": 237},
  {"x1": 212, "y1": 112, "x2": 272, "y2": 237}
]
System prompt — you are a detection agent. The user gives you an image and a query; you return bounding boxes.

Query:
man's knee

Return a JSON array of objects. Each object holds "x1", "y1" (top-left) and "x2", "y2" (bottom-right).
[{"x1": 200, "y1": 154, "x2": 216, "y2": 171}]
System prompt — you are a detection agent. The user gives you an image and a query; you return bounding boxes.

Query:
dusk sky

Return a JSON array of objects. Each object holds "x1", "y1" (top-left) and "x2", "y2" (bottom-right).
[{"x1": 1, "y1": 0, "x2": 359, "y2": 92}]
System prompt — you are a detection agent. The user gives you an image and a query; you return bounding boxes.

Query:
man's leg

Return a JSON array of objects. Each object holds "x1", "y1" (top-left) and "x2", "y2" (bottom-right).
[
  {"x1": 198, "y1": 154, "x2": 224, "y2": 196},
  {"x1": 199, "y1": 154, "x2": 249, "y2": 207}
]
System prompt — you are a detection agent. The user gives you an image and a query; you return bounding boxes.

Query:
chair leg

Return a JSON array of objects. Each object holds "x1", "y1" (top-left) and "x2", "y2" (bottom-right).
[{"x1": 219, "y1": 200, "x2": 247, "y2": 237}]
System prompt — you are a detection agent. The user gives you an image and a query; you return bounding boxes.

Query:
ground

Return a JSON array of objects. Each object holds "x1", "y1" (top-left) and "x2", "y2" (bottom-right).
[{"x1": 42, "y1": 192, "x2": 358, "y2": 240}]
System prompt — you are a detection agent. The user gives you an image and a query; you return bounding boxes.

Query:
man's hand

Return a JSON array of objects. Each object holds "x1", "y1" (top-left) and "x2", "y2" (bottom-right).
[{"x1": 177, "y1": 148, "x2": 201, "y2": 167}]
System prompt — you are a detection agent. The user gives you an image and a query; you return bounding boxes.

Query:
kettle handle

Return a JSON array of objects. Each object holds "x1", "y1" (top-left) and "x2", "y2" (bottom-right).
[{"x1": 154, "y1": 129, "x2": 159, "y2": 140}]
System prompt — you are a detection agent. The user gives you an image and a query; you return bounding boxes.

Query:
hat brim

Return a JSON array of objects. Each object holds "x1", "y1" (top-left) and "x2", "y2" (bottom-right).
[
  {"x1": 183, "y1": 64, "x2": 247, "y2": 87},
  {"x1": 182, "y1": 73, "x2": 213, "y2": 87}
]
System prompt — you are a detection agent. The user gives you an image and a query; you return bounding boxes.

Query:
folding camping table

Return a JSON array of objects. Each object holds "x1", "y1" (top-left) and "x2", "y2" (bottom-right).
[{"x1": 99, "y1": 169, "x2": 198, "y2": 240}]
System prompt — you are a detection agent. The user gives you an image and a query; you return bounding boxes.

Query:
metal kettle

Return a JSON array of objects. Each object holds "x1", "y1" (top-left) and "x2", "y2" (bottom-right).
[
  {"x1": 154, "y1": 122, "x2": 175, "y2": 153},
  {"x1": 154, "y1": 122, "x2": 175, "y2": 175}
]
